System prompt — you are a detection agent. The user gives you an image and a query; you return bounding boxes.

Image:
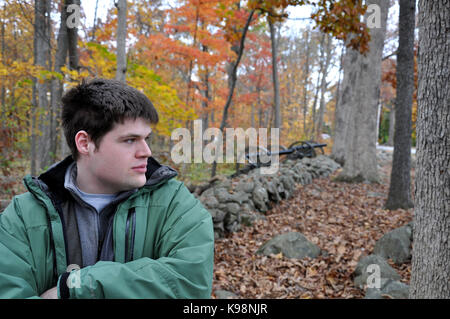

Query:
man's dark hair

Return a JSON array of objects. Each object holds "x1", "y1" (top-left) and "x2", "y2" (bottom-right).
[{"x1": 62, "y1": 78, "x2": 159, "y2": 160}]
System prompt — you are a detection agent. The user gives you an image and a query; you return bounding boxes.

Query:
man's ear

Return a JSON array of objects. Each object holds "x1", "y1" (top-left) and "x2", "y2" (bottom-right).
[{"x1": 74, "y1": 131, "x2": 94, "y2": 156}]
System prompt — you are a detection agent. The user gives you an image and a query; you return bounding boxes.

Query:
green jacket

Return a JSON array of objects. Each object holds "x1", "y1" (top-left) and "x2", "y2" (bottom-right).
[{"x1": 0, "y1": 157, "x2": 214, "y2": 299}]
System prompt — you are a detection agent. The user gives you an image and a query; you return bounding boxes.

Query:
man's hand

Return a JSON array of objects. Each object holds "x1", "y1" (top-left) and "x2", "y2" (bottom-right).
[{"x1": 40, "y1": 286, "x2": 58, "y2": 299}]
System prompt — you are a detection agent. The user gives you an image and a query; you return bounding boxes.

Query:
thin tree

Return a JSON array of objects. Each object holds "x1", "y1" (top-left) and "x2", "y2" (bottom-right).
[
  {"x1": 115, "y1": 0, "x2": 127, "y2": 82},
  {"x1": 268, "y1": 15, "x2": 281, "y2": 132},
  {"x1": 410, "y1": 0, "x2": 450, "y2": 299},
  {"x1": 385, "y1": 0, "x2": 415, "y2": 210},
  {"x1": 211, "y1": 9, "x2": 255, "y2": 177}
]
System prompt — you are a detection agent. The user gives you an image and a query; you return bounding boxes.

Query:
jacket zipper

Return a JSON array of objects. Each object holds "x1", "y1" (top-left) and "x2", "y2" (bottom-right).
[{"x1": 125, "y1": 208, "x2": 136, "y2": 262}]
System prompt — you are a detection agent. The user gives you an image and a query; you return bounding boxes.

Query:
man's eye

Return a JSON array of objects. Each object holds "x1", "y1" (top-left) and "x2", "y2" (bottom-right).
[{"x1": 125, "y1": 139, "x2": 135, "y2": 144}]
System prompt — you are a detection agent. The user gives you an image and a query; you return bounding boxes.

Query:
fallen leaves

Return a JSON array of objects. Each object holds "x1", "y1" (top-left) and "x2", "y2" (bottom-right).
[{"x1": 212, "y1": 164, "x2": 413, "y2": 299}]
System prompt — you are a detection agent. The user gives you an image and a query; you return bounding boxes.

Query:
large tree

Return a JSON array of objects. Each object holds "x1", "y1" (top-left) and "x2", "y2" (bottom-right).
[
  {"x1": 385, "y1": 0, "x2": 415, "y2": 210},
  {"x1": 334, "y1": 0, "x2": 389, "y2": 182},
  {"x1": 409, "y1": 0, "x2": 450, "y2": 299}
]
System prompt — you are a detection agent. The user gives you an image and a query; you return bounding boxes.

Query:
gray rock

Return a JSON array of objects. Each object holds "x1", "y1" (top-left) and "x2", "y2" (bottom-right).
[
  {"x1": 208, "y1": 208, "x2": 227, "y2": 222},
  {"x1": 240, "y1": 211, "x2": 266, "y2": 227},
  {"x1": 252, "y1": 184, "x2": 269, "y2": 212},
  {"x1": 201, "y1": 187, "x2": 215, "y2": 198},
  {"x1": 226, "y1": 202, "x2": 240, "y2": 215},
  {"x1": 364, "y1": 279, "x2": 409, "y2": 299},
  {"x1": 203, "y1": 196, "x2": 219, "y2": 209},
  {"x1": 373, "y1": 224, "x2": 413, "y2": 265},
  {"x1": 256, "y1": 232, "x2": 321, "y2": 259},
  {"x1": 229, "y1": 191, "x2": 250, "y2": 205},
  {"x1": 263, "y1": 179, "x2": 282, "y2": 203},
  {"x1": 235, "y1": 180, "x2": 255, "y2": 193},
  {"x1": 353, "y1": 254, "x2": 402, "y2": 289},
  {"x1": 215, "y1": 187, "x2": 232, "y2": 203}
]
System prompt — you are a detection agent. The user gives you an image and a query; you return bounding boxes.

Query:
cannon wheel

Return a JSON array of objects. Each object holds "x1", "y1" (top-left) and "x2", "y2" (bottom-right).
[
  {"x1": 235, "y1": 144, "x2": 287, "y2": 174},
  {"x1": 287, "y1": 140, "x2": 323, "y2": 160}
]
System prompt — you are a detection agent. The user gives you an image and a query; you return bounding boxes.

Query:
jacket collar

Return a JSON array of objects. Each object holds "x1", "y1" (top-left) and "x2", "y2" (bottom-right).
[{"x1": 33, "y1": 155, "x2": 178, "y2": 200}]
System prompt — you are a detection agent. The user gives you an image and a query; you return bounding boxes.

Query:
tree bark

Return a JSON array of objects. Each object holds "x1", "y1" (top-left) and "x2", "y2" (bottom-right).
[
  {"x1": 34, "y1": 0, "x2": 52, "y2": 172},
  {"x1": 51, "y1": 0, "x2": 69, "y2": 160},
  {"x1": 335, "y1": 0, "x2": 389, "y2": 183},
  {"x1": 385, "y1": 2, "x2": 416, "y2": 210},
  {"x1": 315, "y1": 33, "x2": 332, "y2": 141},
  {"x1": 115, "y1": 0, "x2": 127, "y2": 82},
  {"x1": 1, "y1": 13, "x2": 5, "y2": 130},
  {"x1": 387, "y1": 105, "x2": 395, "y2": 146},
  {"x1": 268, "y1": 16, "x2": 281, "y2": 131},
  {"x1": 331, "y1": 43, "x2": 356, "y2": 166},
  {"x1": 410, "y1": 0, "x2": 450, "y2": 299},
  {"x1": 67, "y1": 0, "x2": 80, "y2": 72},
  {"x1": 302, "y1": 30, "x2": 311, "y2": 136}
]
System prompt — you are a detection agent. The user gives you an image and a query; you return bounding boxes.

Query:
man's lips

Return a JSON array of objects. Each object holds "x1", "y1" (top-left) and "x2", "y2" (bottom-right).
[{"x1": 132, "y1": 164, "x2": 147, "y2": 173}]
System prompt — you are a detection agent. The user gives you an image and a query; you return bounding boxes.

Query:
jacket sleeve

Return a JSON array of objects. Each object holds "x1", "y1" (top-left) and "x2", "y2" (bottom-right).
[
  {"x1": 0, "y1": 198, "x2": 44, "y2": 299},
  {"x1": 60, "y1": 183, "x2": 215, "y2": 299}
]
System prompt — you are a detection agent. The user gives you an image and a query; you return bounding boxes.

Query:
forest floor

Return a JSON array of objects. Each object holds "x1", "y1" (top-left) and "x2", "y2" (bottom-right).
[{"x1": 212, "y1": 157, "x2": 414, "y2": 299}]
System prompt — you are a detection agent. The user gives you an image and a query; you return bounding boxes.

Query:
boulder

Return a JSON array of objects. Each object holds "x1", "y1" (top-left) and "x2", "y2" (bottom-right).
[
  {"x1": 202, "y1": 195, "x2": 219, "y2": 209},
  {"x1": 215, "y1": 187, "x2": 233, "y2": 203},
  {"x1": 256, "y1": 232, "x2": 321, "y2": 259},
  {"x1": 208, "y1": 208, "x2": 226, "y2": 223},
  {"x1": 353, "y1": 254, "x2": 402, "y2": 289},
  {"x1": 252, "y1": 184, "x2": 269, "y2": 212},
  {"x1": 364, "y1": 279, "x2": 409, "y2": 299},
  {"x1": 373, "y1": 223, "x2": 413, "y2": 265}
]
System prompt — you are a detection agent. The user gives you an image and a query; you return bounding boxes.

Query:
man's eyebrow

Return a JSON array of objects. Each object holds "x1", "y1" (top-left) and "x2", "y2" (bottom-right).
[{"x1": 118, "y1": 131, "x2": 152, "y2": 139}]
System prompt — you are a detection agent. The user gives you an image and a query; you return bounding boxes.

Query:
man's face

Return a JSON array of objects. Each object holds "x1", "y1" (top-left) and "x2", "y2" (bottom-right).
[{"x1": 83, "y1": 117, "x2": 153, "y2": 194}]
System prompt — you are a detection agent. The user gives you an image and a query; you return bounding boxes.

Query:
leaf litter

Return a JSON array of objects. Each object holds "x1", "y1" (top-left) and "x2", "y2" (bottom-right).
[{"x1": 212, "y1": 163, "x2": 413, "y2": 299}]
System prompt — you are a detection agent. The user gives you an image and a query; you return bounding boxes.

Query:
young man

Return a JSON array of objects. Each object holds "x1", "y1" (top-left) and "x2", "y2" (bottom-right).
[{"x1": 0, "y1": 79, "x2": 214, "y2": 298}]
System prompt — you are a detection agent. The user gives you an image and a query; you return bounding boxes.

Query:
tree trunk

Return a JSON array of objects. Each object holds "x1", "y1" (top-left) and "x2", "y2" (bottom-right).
[
  {"x1": 115, "y1": 0, "x2": 127, "y2": 82},
  {"x1": 268, "y1": 16, "x2": 281, "y2": 131},
  {"x1": 34, "y1": 0, "x2": 52, "y2": 172},
  {"x1": 211, "y1": 9, "x2": 255, "y2": 177},
  {"x1": 387, "y1": 106, "x2": 395, "y2": 146},
  {"x1": 302, "y1": 30, "x2": 311, "y2": 135},
  {"x1": 331, "y1": 44, "x2": 355, "y2": 165},
  {"x1": 385, "y1": 0, "x2": 415, "y2": 210},
  {"x1": 91, "y1": 0, "x2": 99, "y2": 41},
  {"x1": 67, "y1": 0, "x2": 80, "y2": 72},
  {"x1": 315, "y1": 33, "x2": 332, "y2": 141},
  {"x1": 60, "y1": 0, "x2": 80, "y2": 158},
  {"x1": 0, "y1": 14, "x2": 5, "y2": 130},
  {"x1": 335, "y1": 0, "x2": 389, "y2": 183},
  {"x1": 331, "y1": 44, "x2": 344, "y2": 136},
  {"x1": 51, "y1": 0, "x2": 69, "y2": 160},
  {"x1": 410, "y1": 0, "x2": 450, "y2": 299}
]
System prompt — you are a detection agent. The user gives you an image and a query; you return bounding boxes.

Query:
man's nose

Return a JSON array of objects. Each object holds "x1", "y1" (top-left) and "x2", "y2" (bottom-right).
[{"x1": 137, "y1": 140, "x2": 152, "y2": 158}]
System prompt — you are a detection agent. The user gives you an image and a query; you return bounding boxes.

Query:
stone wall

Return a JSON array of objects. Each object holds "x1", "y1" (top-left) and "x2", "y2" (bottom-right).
[{"x1": 194, "y1": 155, "x2": 341, "y2": 239}]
